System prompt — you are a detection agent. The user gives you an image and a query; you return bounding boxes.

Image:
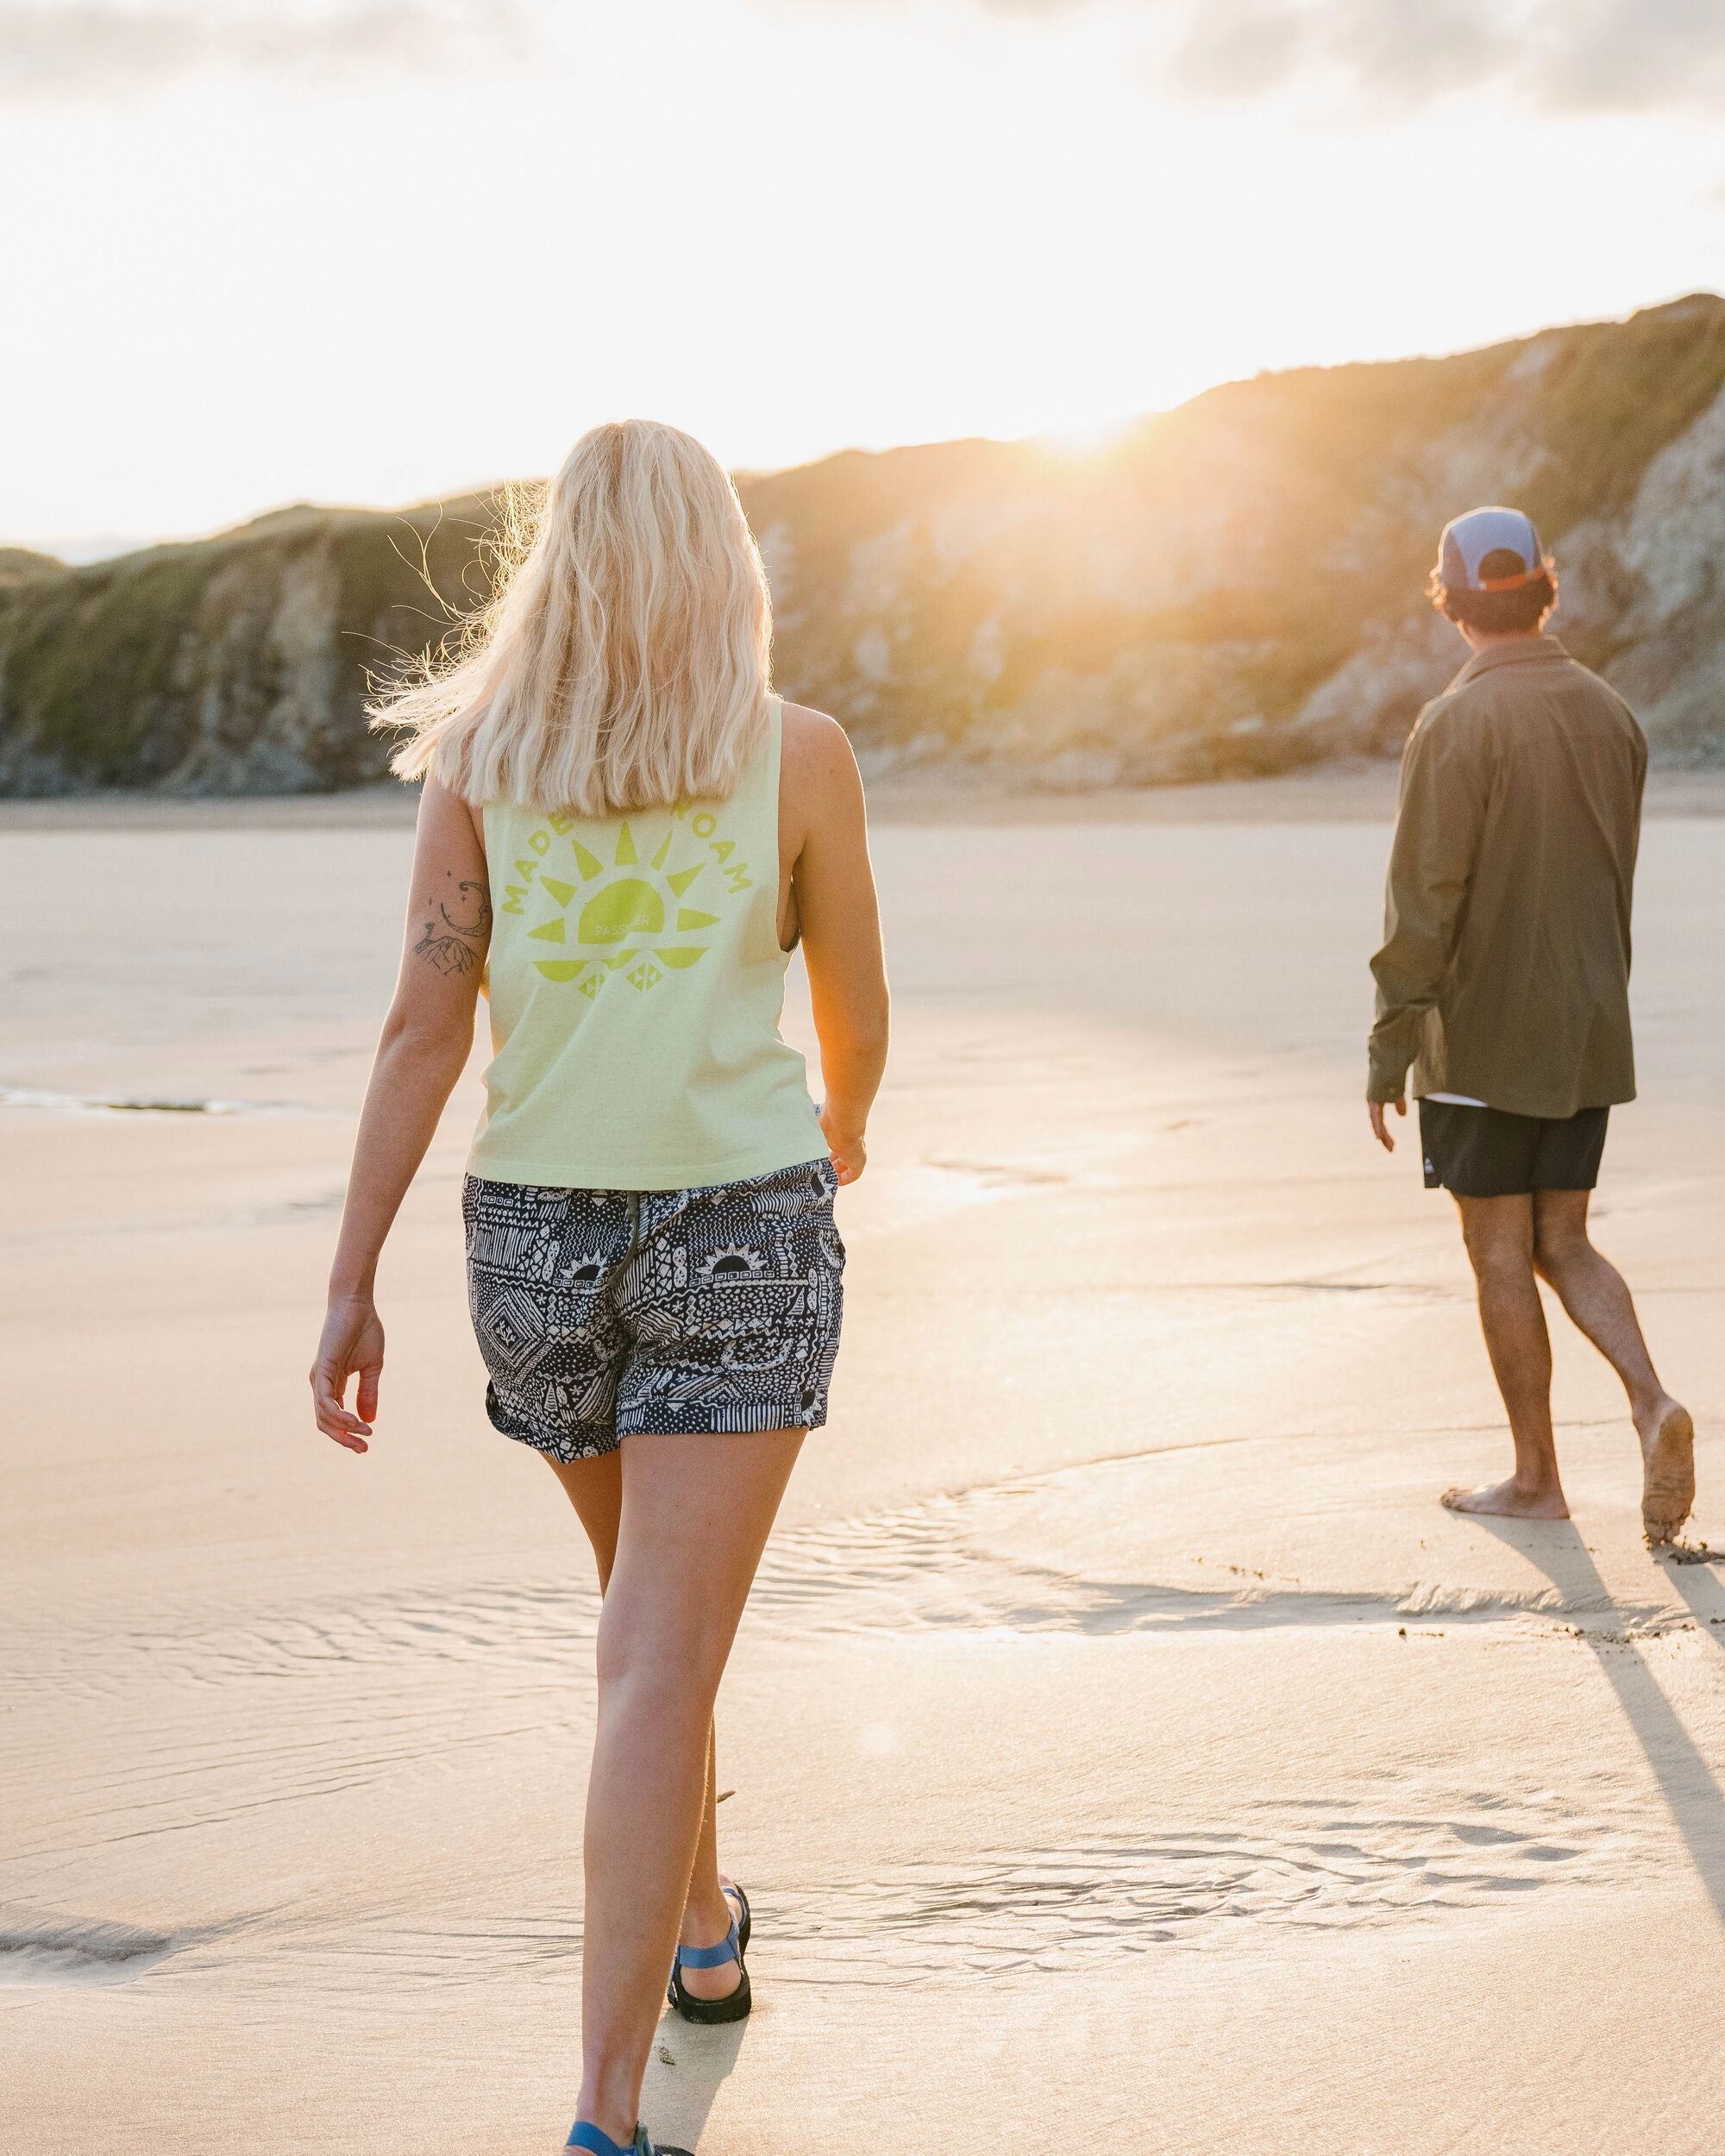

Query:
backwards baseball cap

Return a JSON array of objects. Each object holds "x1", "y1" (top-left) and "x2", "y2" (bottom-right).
[{"x1": 1436, "y1": 505, "x2": 1551, "y2": 594}]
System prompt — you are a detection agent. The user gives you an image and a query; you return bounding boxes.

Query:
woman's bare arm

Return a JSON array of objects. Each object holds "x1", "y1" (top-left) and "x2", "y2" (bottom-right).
[
  {"x1": 783, "y1": 705, "x2": 889, "y2": 1183},
  {"x1": 310, "y1": 780, "x2": 492, "y2": 1451}
]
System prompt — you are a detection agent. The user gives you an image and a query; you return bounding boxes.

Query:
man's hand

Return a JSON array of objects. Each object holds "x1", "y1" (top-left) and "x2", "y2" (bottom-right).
[{"x1": 1368, "y1": 1096, "x2": 1406, "y2": 1152}]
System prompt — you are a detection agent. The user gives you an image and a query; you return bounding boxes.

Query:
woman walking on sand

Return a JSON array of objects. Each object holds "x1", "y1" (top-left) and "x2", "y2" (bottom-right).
[{"x1": 310, "y1": 421, "x2": 888, "y2": 2156}]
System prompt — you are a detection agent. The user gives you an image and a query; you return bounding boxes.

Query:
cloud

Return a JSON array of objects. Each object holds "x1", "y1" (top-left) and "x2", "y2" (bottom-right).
[
  {"x1": 1162, "y1": 0, "x2": 1725, "y2": 116},
  {"x1": 1167, "y1": 0, "x2": 1514, "y2": 111},
  {"x1": 0, "y1": 1, "x2": 542, "y2": 103},
  {"x1": 844, "y1": 0, "x2": 1725, "y2": 116}
]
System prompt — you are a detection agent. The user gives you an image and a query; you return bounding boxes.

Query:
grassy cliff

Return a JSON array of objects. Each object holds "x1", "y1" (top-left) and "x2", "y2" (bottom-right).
[
  {"x1": 0, "y1": 501, "x2": 505, "y2": 793},
  {"x1": 4, "y1": 294, "x2": 1722, "y2": 795}
]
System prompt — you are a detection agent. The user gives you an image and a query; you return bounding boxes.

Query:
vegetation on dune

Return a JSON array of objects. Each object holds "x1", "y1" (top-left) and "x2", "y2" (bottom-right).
[
  {"x1": 3, "y1": 297, "x2": 1722, "y2": 793},
  {"x1": 0, "y1": 547, "x2": 66, "y2": 581},
  {"x1": 1519, "y1": 296, "x2": 1725, "y2": 532},
  {"x1": 0, "y1": 545, "x2": 216, "y2": 780},
  {"x1": 0, "y1": 496, "x2": 511, "y2": 792}
]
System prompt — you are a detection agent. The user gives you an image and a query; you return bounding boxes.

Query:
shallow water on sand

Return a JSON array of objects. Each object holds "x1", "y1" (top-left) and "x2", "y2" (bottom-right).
[{"x1": 3, "y1": 799, "x2": 1723, "y2": 2153}]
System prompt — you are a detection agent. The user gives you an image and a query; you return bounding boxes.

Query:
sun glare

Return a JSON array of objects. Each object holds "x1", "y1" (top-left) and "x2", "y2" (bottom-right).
[
  {"x1": 3, "y1": 0, "x2": 1722, "y2": 550},
  {"x1": 1035, "y1": 413, "x2": 1141, "y2": 462}
]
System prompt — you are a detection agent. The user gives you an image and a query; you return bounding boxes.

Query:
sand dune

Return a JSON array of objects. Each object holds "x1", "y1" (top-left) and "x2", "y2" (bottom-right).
[{"x1": 3, "y1": 792, "x2": 1722, "y2": 2153}]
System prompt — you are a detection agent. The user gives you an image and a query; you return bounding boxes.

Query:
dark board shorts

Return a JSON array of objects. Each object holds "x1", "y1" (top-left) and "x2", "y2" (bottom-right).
[{"x1": 1419, "y1": 1100, "x2": 1610, "y2": 1200}]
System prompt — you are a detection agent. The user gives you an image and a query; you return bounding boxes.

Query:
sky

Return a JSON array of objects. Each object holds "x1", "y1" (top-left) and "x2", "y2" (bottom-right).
[{"x1": 4, "y1": 0, "x2": 1724, "y2": 556}]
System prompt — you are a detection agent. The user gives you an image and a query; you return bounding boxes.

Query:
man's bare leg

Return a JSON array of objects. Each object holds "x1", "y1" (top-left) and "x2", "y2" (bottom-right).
[
  {"x1": 1443, "y1": 1193, "x2": 1570, "y2": 1519},
  {"x1": 1533, "y1": 1188, "x2": 1694, "y2": 1543}
]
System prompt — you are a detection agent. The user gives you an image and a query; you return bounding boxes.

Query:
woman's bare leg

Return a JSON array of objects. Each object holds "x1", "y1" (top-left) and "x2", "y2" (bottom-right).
[
  {"x1": 547, "y1": 1454, "x2": 738, "y2": 1999},
  {"x1": 682, "y1": 1724, "x2": 735, "y2": 1992},
  {"x1": 548, "y1": 1450, "x2": 624, "y2": 1592},
  {"x1": 574, "y1": 1427, "x2": 803, "y2": 2146}
]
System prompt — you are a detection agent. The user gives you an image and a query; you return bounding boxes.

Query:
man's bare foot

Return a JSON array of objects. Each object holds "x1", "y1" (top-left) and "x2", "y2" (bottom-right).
[
  {"x1": 1638, "y1": 1398, "x2": 1696, "y2": 1546},
  {"x1": 1441, "y1": 1477, "x2": 1570, "y2": 1520}
]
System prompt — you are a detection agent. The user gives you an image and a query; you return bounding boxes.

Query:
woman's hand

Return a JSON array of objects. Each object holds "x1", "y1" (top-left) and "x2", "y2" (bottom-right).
[
  {"x1": 311, "y1": 1294, "x2": 386, "y2": 1453},
  {"x1": 820, "y1": 1105, "x2": 868, "y2": 1185}
]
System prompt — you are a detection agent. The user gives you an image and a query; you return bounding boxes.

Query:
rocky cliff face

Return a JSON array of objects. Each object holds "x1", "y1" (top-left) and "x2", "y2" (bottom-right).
[{"x1": 4, "y1": 294, "x2": 1722, "y2": 795}]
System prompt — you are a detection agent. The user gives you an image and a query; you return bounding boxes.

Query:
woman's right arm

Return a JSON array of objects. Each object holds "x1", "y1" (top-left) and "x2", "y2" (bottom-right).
[
  {"x1": 786, "y1": 708, "x2": 889, "y2": 1184},
  {"x1": 310, "y1": 778, "x2": 492, "y2": 1451}
]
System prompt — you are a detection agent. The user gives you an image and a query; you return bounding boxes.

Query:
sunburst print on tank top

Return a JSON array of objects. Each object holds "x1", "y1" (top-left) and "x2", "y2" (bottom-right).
[{"x1": 499, "y1": 800, "x2": 753, "y2": 1000}]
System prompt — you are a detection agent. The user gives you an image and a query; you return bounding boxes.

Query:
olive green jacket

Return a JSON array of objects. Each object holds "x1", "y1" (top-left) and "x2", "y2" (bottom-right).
[{"x1": 1368, "y1": 636, "x2": 1646, "y2": 1120}]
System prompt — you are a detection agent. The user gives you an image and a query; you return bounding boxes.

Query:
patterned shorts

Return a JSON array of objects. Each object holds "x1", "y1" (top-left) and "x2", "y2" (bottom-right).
[{"x1": 462, "y1": 1158, "x2": 845, "y2": 1462}]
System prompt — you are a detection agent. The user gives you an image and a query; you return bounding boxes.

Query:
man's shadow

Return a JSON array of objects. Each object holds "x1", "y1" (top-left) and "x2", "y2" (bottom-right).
[
  {"x1": 639, "y1": 2013, "x2": 749, "y2": 2151},
  {"x1": 1466, "y1": 1515, "x2": 1725, "y2": 1924}
]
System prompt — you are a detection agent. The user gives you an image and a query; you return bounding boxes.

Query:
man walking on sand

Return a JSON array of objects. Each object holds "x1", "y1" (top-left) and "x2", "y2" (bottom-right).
[{"x1": 1367, "y1": 505, "x2": 1695, "y2": 1543}]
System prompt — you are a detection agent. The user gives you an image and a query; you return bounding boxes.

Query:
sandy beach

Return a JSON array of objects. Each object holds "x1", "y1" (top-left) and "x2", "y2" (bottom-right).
[{"x1": 3, "y1": 773, "x2": 1722, "y2": 2154}]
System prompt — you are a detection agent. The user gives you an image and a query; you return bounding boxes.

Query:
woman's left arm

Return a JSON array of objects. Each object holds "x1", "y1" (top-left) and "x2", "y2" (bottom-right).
[{"x1": 311, "y1": 780, "x2": 492, "y2": 1453}]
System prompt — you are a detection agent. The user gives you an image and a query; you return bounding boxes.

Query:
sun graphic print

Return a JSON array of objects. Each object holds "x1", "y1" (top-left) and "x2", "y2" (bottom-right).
[{"x1": 504, "y1": 803, "x2": 750, "y2": 1000}]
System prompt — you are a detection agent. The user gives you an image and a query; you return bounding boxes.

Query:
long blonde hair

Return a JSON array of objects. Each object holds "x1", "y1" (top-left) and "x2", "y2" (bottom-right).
[{"x1": 374, "y1": 420, "x2": 773, "y2": 813}]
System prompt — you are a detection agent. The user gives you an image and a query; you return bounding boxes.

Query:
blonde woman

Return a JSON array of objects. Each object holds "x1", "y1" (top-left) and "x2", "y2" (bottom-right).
[{"x1": 310, "y1": 422, "x2": 889, "y2": 2156}]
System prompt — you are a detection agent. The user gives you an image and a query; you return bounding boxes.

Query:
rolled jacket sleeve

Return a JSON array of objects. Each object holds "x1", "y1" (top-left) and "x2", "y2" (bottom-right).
[{"x1": 1367, "y1": 704, "x2": 1487, "y2": 1102}]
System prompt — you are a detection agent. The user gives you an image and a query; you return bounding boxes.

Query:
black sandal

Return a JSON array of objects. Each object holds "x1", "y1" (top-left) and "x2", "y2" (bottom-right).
[{"x1": 667, "y1": 1881, "x2": 752, "y2": 2025}]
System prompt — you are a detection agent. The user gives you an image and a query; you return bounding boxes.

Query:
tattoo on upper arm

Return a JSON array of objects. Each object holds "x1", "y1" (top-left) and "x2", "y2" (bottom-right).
[
  {"x1": 440, "y1": 880, "x2": 492, "y2": 938},
  {"x1": 413, "y1": 871, "x2": 492, "y2": 976},
  {"x1": 415, "y1": 924, "x2": 479, "y2": 975}
]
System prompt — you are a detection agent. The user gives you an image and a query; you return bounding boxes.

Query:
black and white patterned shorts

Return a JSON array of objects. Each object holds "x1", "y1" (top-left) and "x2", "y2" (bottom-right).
[{"x1": 462, "y1": 1158, "x2": 845, "y2": 1462}]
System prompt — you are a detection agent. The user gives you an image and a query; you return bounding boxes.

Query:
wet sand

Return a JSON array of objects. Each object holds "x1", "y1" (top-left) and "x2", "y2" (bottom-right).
[
  {"x1": 3, "y1": 780, "x2": 1722, "y2": 2153},
  {"x1": 5, "y1": 761, "x2": 1724, "y2": 830}
]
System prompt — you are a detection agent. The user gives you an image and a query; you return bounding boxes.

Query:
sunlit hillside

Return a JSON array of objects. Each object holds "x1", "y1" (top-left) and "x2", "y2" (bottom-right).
[{"x1": 3, "y1": 294, "x2": 1722, "y2": 795}]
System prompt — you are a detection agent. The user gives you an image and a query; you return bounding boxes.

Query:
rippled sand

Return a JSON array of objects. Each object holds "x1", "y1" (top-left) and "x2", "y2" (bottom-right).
[{"x1": 3, "y1": 783, "x2": 1723, "y2": 2153}]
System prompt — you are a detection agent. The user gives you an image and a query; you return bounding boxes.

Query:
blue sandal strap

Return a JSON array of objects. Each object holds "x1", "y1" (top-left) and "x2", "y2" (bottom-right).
[
  {"x1": 674, "y1": 1917, "x2": 739, "y2": 1971},
  {"x1": 567, "y1": 2125, "x2": 649, "y2": 2155}
]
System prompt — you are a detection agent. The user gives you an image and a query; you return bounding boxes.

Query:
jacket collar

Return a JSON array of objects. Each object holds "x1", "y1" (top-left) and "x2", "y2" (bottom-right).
[{"x1": 1453, "y1": 633, "x2": 1570, "y2": 687}]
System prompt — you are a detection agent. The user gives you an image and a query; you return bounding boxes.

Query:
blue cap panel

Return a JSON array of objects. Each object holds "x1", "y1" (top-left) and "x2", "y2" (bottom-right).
[{"x1": 1438, "y1": 505, "x2": 1548, "y2": 592}]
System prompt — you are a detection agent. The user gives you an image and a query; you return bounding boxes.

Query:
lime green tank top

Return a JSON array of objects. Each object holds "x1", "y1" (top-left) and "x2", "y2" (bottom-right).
[{"x1": 471, "y1": 700, "x2": 825, "y2": 1191}]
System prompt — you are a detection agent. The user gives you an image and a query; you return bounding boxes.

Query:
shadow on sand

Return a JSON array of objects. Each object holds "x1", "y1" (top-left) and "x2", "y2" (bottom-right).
[
  {"x1": 642, "y1": 2011, "x2": 749, "y2": 2152},
  {"x1": 1468, "y1": 1516, "x2": 1725, "y2": 1925}
]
